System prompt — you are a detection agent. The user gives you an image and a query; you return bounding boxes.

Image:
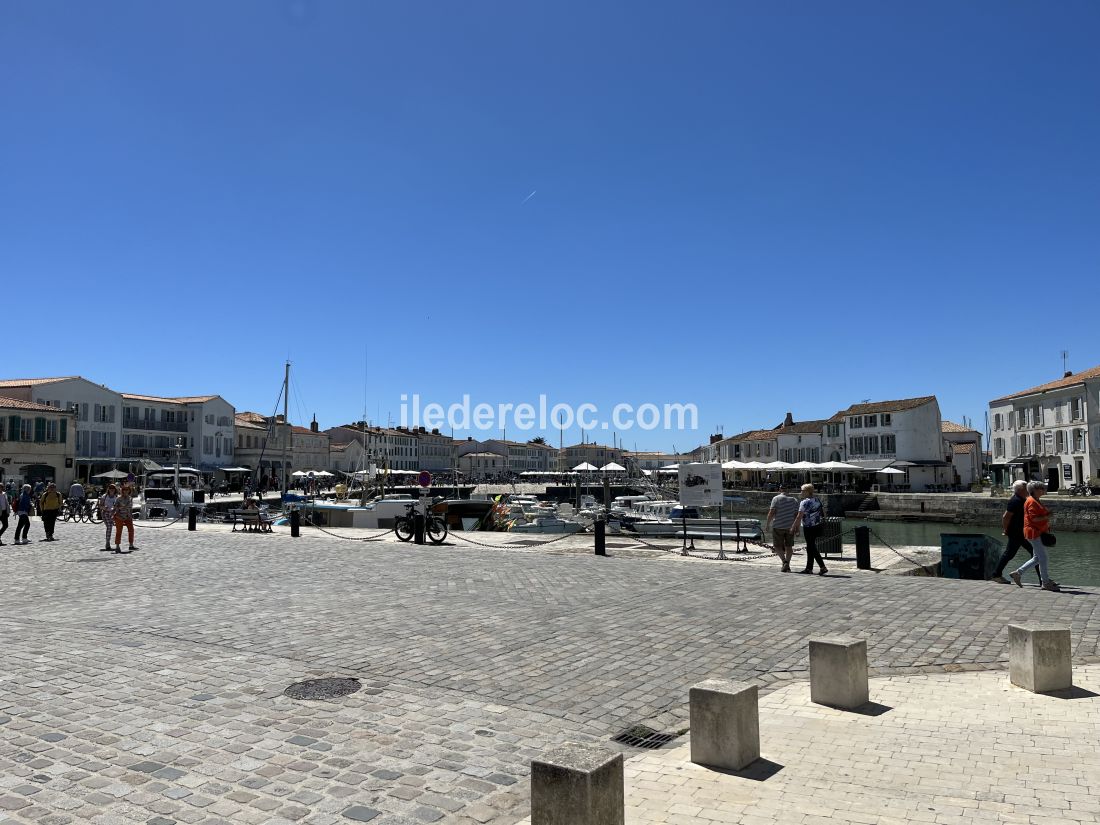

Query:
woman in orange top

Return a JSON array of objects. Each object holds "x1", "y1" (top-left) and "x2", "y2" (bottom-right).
[{"x1": 1010, "y1": 481, "x2": 1059, "y2": 592}]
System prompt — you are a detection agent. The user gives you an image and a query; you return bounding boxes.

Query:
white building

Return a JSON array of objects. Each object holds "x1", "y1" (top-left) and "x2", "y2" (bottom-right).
[
  {"x1": 458, "y1": 451, "x2": 505, "y2": 479},
  {"x1": 941, "y1": 421, "x2": 983, "y2": 487},
  {"x1": 0, "y1": 376, "x2": 124, "y2": 481},
  {"x1": 325, "y1": 425, "x2": 418, "y2": 471},
  {"x1": 291, "y1": 419, "x2": 330, "y2": 473},
  {"x1": 828, "y1": 396, "x2": 948, "y2": 491},
  {"x1": 0, "y1": 397, "x2": 77, "y2": 487},
  {"x1": 456, "y1": 438, "x2": 556, "y2": 473},
  {"x1": 121, "y1": 393, "x2": 235, "y2": 473},
  {"x1": 988, "y1": 365, "x2": 1100, "y2": 490},
  {"x1": 414, "y1": 428, "x2": 455, "y2": 472}
]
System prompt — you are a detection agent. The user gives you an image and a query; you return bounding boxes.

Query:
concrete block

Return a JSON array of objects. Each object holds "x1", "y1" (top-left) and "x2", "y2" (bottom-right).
[
  {"x1": 689, "y1": 680, "x2": 759, "y2": 770},
  {"x1": 809, "y1": 637, "x2": 869, "y2": 710},
  {"x1": 1008, "y1": 624, "x2": 1072, "y2": 693},
  {"x1": 530, "y1": 743, "x2": 623, "y2": 825}
]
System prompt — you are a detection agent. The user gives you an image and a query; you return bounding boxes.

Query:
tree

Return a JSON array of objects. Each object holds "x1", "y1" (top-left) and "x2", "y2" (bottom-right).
[{"x1": 528, "y1": 436, "x2": 547, "y2": 445}]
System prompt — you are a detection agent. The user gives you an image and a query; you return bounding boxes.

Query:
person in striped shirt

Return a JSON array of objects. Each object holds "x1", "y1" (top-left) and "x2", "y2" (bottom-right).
[{"x1": 767, "y1": 487, "x2": 799, "y2": 572}]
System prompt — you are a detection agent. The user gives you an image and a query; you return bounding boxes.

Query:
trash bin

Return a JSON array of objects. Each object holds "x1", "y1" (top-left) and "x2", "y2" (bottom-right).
[
  {"x1": 818, "y1": 517, "x2": 844, "y2": 557},
  {"x1": 940, "y1": 533, "x2": 1002, "y2": 580}
]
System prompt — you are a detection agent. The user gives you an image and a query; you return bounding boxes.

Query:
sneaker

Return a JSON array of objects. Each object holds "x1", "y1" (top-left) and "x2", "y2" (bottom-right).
[
  {"x1": 1042, "y1": 581, "x2": 1062, "y2": 592},
  {"x1": 990, "y1": 576, "x2": 1010, "y2": 584},
  {"x1": 1010, "y1": 571, "x2": 1023, "y2": 588},
  {"x1": 818, "y1": 567, "x2": 829, "y2": 576}
]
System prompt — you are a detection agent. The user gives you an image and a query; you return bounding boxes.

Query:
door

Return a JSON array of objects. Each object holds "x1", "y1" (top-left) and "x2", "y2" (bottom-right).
[
  {"x1": 1076, "y1": 459, "x2": 1084, "y2": 484},
  {"x1": 1047, "y1": 467, "x2": 1060, "y2": 491}
]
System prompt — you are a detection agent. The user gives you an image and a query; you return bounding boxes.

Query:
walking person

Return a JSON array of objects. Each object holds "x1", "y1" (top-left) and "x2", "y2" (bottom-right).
[
  {"x1": 38, "y1": 482, "x2": 64, "y2": 541},
  {"x1": 68, "y1": 479, "x2": 86, "y2": 517},
  {"x1": 1010, "y1": 481, "x2": 1060, "y2": 591},
  {"x1": 14, "y1": 484, "x2": 34, "y2": 545},
  {"x1": 0, "y1": 486, "x2": 9, "y2": 545},
  {"x1": 98, "y1": 484, "x2": 118, "y2": 551},
  {"x1": 766, "y1": 485, "x2": 799, "y2": 572},
  {"x1": 990, "y1": 480, "x2": 1041, "y2": 585},
  {"x1": 112, "y1": 483, "x2": 138, "y2": 553},
  {"x1": 792, "y1": 483, "x2": 828, "y2": 575}
]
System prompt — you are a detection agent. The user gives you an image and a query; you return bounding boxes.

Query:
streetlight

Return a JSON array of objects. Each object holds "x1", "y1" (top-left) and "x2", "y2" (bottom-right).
[{"x1": 173, "y1": 436, "x2": 185, "y2": 490}]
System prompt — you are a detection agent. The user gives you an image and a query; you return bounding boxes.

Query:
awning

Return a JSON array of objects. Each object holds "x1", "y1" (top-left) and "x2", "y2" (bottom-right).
[
  {"x1": 219, "y1": 466, "x2": 252, "y2": 472},
  {"x1": 140, "y1": 459, "x2": 162, "y2": 472},
  {"x1": 847, "y1": 459, "x2": 916, "y2": 471}
]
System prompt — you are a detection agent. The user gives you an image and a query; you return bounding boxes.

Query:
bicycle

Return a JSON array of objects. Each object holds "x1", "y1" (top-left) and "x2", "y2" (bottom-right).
[{"x1": 393, "y1": 502, "x2": 448, "y2": 545}]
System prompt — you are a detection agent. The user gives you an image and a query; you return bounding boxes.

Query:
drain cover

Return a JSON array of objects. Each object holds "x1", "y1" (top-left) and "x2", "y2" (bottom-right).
[
  {"x1": 611, "y1": 725, "x2": 679, "y2": 749},
  {"x1": 284, "y1": 677, "x2": 361, "y2": 701}
]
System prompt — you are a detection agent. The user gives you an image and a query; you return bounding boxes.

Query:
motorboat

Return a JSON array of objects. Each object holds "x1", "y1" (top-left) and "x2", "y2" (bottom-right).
[
  {"x1": 625, "y1": 502, "x2": 763, "y2": 539},
  {"x1": 509, "y1": 516, "x2": 584, "y2": 534}
]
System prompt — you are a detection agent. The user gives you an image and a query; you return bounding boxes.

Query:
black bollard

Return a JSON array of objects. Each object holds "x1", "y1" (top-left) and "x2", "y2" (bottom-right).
[
  {"x1": 855, "y1": 525, "x2": 871, "y2": 569},
  {"x1": 290, "y1": 508, "x2": 300, "y2": 538},
  {"x1": 594, "y1": 516, "x2": 606, "y2": 556},
  {"x1": 187, "y1": 505, "x2": 197, "y2": 531},
  {"x1": 414, "y1": 510, "x2": 425, "y2": 545}
]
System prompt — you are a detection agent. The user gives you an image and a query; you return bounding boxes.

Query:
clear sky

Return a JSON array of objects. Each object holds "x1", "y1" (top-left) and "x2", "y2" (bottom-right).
[{"x1": 3, "y1": 1, "x2": 1098, "y2": 450}]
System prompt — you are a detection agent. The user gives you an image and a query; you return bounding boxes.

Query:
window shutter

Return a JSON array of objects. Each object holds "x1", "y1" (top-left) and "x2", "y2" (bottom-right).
[
  {"x1": 35, "y1": 417, "x2": 46, "y2": 442},
  {"x1": 60, "y1": 419, "x2": 67, "y2": 444},
  {"x1": 8, "y1": 416, "x2": 17, "y2": 441}
]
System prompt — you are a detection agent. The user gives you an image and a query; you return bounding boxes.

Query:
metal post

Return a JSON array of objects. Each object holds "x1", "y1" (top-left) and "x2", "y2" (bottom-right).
[
  {"x1": 290, "y1": 507, "x2": 300, "y2": 538},
  {"x1": 735, "y1": 520, "x2": 743, "y2": 553},
  {"x1": 681, "y1": 510, "x2": 690, "y2": 556},
  {"x1": 855, "y1": 525, "x2": 871, "y2": 570},
  {"x1": 187, "y1": 505, "x2": 197, "y2": 532},
  {"x1": 594, "y1": 515, "x2": 606, "y2": 556},
  {"x1": 718, "y1": 500, "x2": 725, "y2": 559},
  {"x1": 414, "y1": 507, "x2": 425, "y2": 545}
]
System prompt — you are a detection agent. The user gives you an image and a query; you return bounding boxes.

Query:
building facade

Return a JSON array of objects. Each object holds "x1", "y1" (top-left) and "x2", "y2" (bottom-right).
[
  {"x1": 988, "y1": 365, "x2": 1100, "y2": 490},
  {"x1": 121, "y1": 393, "x2": 235, "y2": 473},
  {"x1": 0, "y1": 398, "x2": 77, "y2": 486},
  {"x1": 941, "y1": 421, "x2": 983, "y2": 487},
  {"x1": 559, "y1": 443, "x2": 624, "y2": 471}
]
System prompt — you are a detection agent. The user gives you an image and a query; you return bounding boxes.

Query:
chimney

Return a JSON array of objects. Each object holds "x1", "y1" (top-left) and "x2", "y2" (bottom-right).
[
  {"x1": 783, "y1": 412, "x2": 794, "y2": 427},
  {"x1": 310, "y1": 414, "x2": 318, "y2": 433},
  {"x1": 1064, "y1": 370, "x2": 1073, "y2": 378}
]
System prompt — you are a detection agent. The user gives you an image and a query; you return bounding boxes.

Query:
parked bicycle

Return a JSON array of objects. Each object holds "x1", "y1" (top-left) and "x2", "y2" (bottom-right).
[
  {"x1": 1069, "y1": 482, "x2": 1094, "y2": 497},
  {"x1": 393, "y1": 502, "x2": 448, "y2": 545},
  {"x1": 63, "y1": 497, "x2": 102, "y2": 523}
]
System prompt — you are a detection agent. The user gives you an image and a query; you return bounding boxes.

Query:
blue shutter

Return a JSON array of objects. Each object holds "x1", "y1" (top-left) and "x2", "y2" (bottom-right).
[
  {"x1": 60, "y1": 418, "x2": 67, "y2": 444},
  {"x1": 34, "y1": 417, "x2": 46, "y2": 442},
  {"x1": 7, "y1": 416, "x2": 17, "y2": 441}
]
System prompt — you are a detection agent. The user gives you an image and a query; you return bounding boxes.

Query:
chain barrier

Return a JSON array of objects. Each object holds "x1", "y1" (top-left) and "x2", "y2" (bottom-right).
[
  {"x1": 300, "y1": 515, "x2": 395, "y2": 543},
  {"x1": 446, "y1": 531, "x2": 526, "y2": 549},
  {"x1": 623, "y1": 530, "x2": 774, "y2": 562},
  {"x1": 133, "y1": 513, "x2": 187, "y2": 530},
  {"x1": 867, "y1": 527, "x2": 931, "y2": 569}
]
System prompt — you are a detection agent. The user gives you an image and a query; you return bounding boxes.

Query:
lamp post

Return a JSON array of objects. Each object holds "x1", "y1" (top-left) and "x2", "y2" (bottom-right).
[{"x1": 173, "y1": 436, "x2": 184, "y2": 490}]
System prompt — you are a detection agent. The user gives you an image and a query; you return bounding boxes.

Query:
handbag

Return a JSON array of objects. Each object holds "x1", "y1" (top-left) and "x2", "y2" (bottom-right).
[{"x1": 1040, "y1": 532, "x2": 1057, "y2": 547}]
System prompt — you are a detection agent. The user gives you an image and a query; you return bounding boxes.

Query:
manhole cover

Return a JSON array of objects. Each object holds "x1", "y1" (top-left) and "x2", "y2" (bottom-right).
[
  {"x1": 284, "y1": 677, "x2": 361, "y2": 701},
  {"x1": 611, "y1": 725, "x2": 680, "y2": 749}
]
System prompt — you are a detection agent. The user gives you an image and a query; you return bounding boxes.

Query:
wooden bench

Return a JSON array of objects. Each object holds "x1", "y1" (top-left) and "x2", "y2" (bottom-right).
[{"x1": 229, "y1": 508, "x2": 274, "y2": 533}]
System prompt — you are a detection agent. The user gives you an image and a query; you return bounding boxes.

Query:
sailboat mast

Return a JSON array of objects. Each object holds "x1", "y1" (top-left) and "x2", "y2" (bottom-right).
[{"x1": 282, "y1": 361, "x2": 290, "y2": 495}]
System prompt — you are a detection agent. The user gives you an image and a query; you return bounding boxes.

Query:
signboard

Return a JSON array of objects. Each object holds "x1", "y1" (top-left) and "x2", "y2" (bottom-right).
[
  {"x1": 1064, "y1": 464, "x2": 1073, "y2": 480},
  {"x1": 418, "y1": 470, "x2": 432, "y2": 488},
  {"x1": 678, "y1": 462, "x2": 723, "y2": 507}
]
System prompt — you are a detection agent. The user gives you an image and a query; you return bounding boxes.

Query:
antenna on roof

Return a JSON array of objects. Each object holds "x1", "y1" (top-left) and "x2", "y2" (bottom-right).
[{"x1": 1061, "y1": 349, "x2": 1069, "y2": 375}]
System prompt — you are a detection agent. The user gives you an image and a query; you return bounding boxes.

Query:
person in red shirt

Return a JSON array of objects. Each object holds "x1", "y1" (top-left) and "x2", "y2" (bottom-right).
[{"x1": 1010, "y1": 481, "x2": 1060, "y2": 592}]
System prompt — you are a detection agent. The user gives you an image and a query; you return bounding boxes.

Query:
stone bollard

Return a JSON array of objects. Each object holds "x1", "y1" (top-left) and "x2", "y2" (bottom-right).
[
  {"x1": 809, "y1": 637, "x2": 869, "y2": 710},
  {"x1": 530, "y1": 743, "x2": 623, "y2": 825},
  {"x1": 689, "y1": 680, "x2": 759, "y2": 770},
  {"x1": 1008, "y1": 624, "x2": 1072, "y2": 693}
]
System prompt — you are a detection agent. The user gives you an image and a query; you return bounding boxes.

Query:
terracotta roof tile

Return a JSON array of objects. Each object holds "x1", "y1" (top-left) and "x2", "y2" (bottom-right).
[
  {"x1": 0, "y1": 376, "x2": 81, "y2": 388},
  {"x1": 991, "y1": 365, "x2": 1100, "y2": 402},
  {"x1": 952, "y1": 443, "x2": 975, "y2": 454},
  {"x1": 0, "y1": 396, "x2": 77, "y2": 413},
  {"x1": 828, "y1": 396, "x2": 937, "y2": 423},
  {"x1": 941, "y1": 420, "x2": 978, "y2": 433},
  {"x1": 775, "y1": 419, "x2": 828, "y2": 434}
]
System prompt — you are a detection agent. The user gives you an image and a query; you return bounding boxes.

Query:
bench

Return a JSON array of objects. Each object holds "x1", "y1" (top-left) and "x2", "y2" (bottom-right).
[{"x1": 230, "y1": 508, "x2": 274, "y2": 533}]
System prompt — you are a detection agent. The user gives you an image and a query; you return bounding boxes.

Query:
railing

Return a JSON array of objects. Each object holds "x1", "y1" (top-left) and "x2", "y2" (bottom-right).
[{"x1": 122, "y1": 419, "x2": 188, "y2": 432}]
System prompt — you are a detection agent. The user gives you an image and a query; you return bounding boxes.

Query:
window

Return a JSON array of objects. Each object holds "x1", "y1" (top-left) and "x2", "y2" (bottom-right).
[
  {"x1": 1071, "y1": 397, "x2": 1083, "y2": 421},
  {"x1": 881, "y1": 413, "x2": 891, "y2": 426},
  {"x1": 865, "y1": 435, "x2": 879, "y2": 454},
  {"x1": 994, "y1": 438, "x2": 1004, "y2": 457},
  {"x1": 1019, "y1": 434, "x2": 1029, "y2": 454},
  {"x1": 849, "y1": 436, "x2": 864, "y2": 454},
  {"x1": 1033, "y1": 405, "x2": 1042, "y2": 427},
  {"x1": 1074, "y1": 429, "x2": 1086, "y2": 452},
  {"x1": 1016, "y1": 409, "x2": 1026, "y2": 428},
  {"x1": 864, "y1": 414, "x2": 877, "y2": 427},
  {"x1": 1056, "y1": 431, "x2": 1065, "y2": 452},
  {"x1": 826, "y1": 424, "x2": 840, "y2": 438},
  {"x1": 1043, "y1": 431, "x2": 1053, "y2": 454},
  {"x1": 994, "y1": 413, "x2": 1003, "y2": 430},
  {"x1": 45, "y1": 420, "x2": 58, "y2": 442},
  {"x1": 764, "y1": 443, "x2": 772, "y2": 456},
  {"x1": 754, "y1": 444, "x2": 761, "y2": 457},
  {"x1": 881, "y1": 434, "x2": 896, "y2": 454},
  {"x1": 1055, "y1": 404, "x2": 1063, "y2": 424},
  {"x1": 205, "y1": 414, "x2": 215, "y2": 425},
  {"x1": 849, "y1": 416, "x2": 863, "y2": 429}
]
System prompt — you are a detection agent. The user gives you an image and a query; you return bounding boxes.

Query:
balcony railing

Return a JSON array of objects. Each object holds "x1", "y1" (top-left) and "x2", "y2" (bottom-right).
[{"x1": 122, "y1": 419, "x2": 189, "y2": 433}]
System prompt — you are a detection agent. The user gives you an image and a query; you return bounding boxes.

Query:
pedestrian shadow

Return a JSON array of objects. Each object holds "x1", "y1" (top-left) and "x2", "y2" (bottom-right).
[
  {"x1": 1044, "y1": 685, "x2": 1100, "y2": 700},
  {"x1": 70, "y1": 558, "x2": 112, "y2": 563},
  {"x1": 705, "y1": 757, "x2": 784, "y2": 781}
]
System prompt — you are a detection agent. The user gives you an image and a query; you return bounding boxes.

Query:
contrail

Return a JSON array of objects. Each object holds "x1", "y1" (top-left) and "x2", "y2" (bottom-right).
[{"x1": 521, "y1": 190, "x2": 537, "y2": 205}]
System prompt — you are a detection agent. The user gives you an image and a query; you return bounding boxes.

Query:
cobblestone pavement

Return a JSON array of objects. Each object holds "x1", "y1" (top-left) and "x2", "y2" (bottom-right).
[
  {"x1": 1, "y1": 520, "x2": 1099, "y2": 824},
  {"x1": 516, "y1": 664, "x2": 1100, "y2": 825}
]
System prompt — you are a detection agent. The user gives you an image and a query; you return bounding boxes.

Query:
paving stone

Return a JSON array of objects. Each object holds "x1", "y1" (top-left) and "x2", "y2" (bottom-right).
[{"x1": 340, "y1": 807, "x2": 381, "y2": 822}]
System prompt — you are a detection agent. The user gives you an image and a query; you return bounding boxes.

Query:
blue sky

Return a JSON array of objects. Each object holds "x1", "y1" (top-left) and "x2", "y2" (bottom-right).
[{"x1": 3, "y1": 1, "x2": 1098, "y2": 450}]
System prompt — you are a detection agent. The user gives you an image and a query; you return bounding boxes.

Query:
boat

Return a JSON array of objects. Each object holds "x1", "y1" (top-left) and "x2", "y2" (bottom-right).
[
  {"x1": 508, "y1": 516, "x2": 584, "y2": 534},
  {"x1": 625, "y1": 502, "x2": 763, "y2": 539}
]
